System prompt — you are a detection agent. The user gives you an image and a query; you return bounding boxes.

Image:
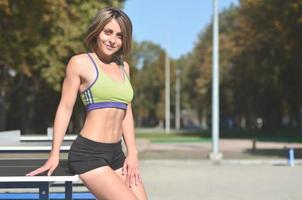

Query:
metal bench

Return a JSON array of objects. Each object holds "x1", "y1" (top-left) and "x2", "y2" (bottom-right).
[
  {"x1": 0, "y1": 145, "x2": 70, "y2": 152},
  {"x1": 0, "y1": 159, "x2": 79, "y2": 200},
  {"x1": 20, "y1": 135, "x2": 77, "y2": 142},
  {"x1": 0, "y1": 130, "x2": 72, "y2": 153}
]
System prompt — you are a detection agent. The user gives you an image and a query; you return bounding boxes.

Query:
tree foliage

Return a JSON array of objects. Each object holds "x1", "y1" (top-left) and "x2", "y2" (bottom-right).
[
  {"x1": 130, "y1": 41, "x2": 167, "y2": 127},
  {"x1": 0, "y1": 0, "x2": 124, "y2": 132},
  {"x1": 181, "y1": 0, "x2": 302, "y2": 130},
  {"x1": 230, "y1": 0, "x2": 302, "y2": 129},
  {"x1": 1, "y1": 0, "x2": 302, "y2": 133}
]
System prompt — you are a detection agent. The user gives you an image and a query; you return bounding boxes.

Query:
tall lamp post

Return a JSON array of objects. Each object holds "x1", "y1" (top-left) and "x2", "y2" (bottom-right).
[
  {"x1": 175, "y1": 65, "x2": 181, "y2": 130},
  {"x1": 209, "y1": 0, "x2": 223, "y2": 161},
  {"x1": 165, "y1": 50, "x2": 171, "y2": 133}
]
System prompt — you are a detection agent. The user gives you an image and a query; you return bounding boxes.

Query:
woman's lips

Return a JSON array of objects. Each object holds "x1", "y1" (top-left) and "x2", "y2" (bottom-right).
[{"x1": 105, "y1": 44, "x2": 115, "y2": 50}]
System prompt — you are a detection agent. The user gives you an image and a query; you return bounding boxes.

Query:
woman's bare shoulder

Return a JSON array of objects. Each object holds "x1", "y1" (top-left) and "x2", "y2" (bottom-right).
[
  {"x1": 123, "y1": 61, "x2": 130, "y2": 67},
  {"x1": 66, "y1": 53, "x2": 90, "y2": 74},
  {"x1": 123, "y1": 61, "x2": 130, "y2": 75},
  {"x1": 69, "y1": 53, "x2": 89, "y2": 66}
]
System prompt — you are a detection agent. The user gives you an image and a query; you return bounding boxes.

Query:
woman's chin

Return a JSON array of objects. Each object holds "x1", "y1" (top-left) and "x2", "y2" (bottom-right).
[{"x1": 102, "y1": 48, "x2": 117, "y2": 56}]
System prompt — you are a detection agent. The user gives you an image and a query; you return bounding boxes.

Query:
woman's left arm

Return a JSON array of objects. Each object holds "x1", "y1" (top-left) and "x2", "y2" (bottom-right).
[
  {"x1": 122, "y1": 62, "x2": 141, "y2": 188},
  {"x1": 122, "y1": 103, "x2": 138, "y2": 156}
]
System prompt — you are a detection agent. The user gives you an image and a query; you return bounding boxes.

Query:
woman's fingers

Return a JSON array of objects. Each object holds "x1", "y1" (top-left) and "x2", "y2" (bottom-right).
[
  {"x1": 135, "y1": 169, "x2": 141, "y2": 185},
  {"x1": 26, "y1": 166, "x2": 48, "y2": 176},
  {"x1": 127, "y1": 167, "x2": 142, "y2": 187},
  {"x1": 26, "y1": 163, "x2": 57, "y2": 176},
  {"x1": 122, "y1": 162, "x2": 127, "y2": 176},
  {"x1": 130, "y1": 172, "x2": 135, "y2": 187},
  {"x1": 122, "y1": 159, "x2": 142, "y2": 187},
  {"x1": 26, "y1": 156, "x2": 59, "y2": 176},
  {"x1": 126, "y1": 167, "x2": 133, "y2": 187},
  {"x1": 47, "y1": 166, "x2": 56, "y2": 176}
]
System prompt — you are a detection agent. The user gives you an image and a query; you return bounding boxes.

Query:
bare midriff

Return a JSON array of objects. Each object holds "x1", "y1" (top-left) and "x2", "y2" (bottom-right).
[{"x1": 80, "y1": 108, "x2": 126, "y2": 143}]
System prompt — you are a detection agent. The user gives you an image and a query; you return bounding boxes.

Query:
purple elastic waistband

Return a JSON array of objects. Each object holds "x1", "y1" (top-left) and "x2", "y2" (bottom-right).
[{"x1": 86, "y1": 102, "x2": 128, "y2": 111}]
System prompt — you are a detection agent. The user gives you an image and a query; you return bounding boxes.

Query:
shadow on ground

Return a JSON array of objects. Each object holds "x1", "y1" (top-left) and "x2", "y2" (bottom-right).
[{"x1": 244, "y1": 148, "x2": 302, "y2": 159}]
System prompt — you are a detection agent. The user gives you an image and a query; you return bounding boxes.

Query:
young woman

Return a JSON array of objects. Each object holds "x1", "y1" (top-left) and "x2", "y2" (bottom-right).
[{"x1": 27, "y1": 7, "x2": 148, "y2": 200}]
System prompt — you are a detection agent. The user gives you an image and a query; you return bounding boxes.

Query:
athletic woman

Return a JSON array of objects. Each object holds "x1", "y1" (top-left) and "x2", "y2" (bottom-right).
[{"x1": 27, "y1": 7, "x2": 148, "y2": 200}]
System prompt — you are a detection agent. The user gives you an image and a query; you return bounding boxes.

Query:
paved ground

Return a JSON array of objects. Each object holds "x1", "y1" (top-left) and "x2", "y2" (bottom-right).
[
  {"x1": 1, "y1": 131, "x2": 302, "y2": 199},
  {"x1": 1, "y1": 159, "x2": 300, "y2": 200},
  {"x1": 140, "y1": 159, "x2": 302, "y2": 200},
  {"x1": 136, "y1": 138, "x2": 302, "y2": 160}
]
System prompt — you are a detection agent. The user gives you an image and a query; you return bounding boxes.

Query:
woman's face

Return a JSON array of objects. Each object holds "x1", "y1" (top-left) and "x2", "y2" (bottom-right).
[{"x1": 97, "y1": 19, "x2": 123, "y2": 57}]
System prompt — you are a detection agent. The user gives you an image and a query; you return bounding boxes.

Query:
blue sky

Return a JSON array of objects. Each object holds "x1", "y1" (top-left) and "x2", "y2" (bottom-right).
[{"x1": 124, "y1": 0, "x2": 238, "y2": 59}]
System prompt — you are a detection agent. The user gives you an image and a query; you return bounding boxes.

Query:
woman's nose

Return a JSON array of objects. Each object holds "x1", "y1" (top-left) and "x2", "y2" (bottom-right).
[{"x1": 108, "y1": 35, "x2": 116, "y2": 44}]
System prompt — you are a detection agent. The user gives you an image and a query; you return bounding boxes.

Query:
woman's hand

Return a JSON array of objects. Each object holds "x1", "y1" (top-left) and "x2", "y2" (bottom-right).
[
  {"x1": 26, "y1": 152, "x2": 59, "y2": 176},
  {"x1": 122, "y1": 153, "x2": 142, "y2": 188}
]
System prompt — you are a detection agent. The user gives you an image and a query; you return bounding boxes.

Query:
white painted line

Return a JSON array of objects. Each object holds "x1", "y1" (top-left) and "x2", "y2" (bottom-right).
[
  {"x1": 20, "y1": 135, "x2": 77, "y2": 141},
  {"x1": 0, "y1": 146, "x2": 70, "y2": 151},
  {"x1": 0, "y1": 175, "x2": 79, "y2": 182}
]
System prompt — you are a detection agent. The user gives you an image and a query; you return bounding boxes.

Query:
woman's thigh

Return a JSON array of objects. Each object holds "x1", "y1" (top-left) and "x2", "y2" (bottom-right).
[
  {"x1": 115, "y1": 167, "x2": 148, "y2": 200},
  {"x1": 80, "y1": 166, "x2": 138, "y2": 200}
]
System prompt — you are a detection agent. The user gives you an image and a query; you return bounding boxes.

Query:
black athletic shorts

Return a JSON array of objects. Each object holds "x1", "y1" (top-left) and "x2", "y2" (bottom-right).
[{"x1": 68, "y1": 134, "x2": 126, "y2": 174}]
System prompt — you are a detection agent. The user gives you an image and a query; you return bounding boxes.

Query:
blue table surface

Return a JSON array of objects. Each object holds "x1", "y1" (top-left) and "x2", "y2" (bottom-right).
[{"x1": 0, "y1": 192, "x2": 95, "y2": 199}]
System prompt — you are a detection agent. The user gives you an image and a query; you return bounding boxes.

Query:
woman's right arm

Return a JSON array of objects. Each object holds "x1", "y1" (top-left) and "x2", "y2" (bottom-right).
[{"x1": 27, "y1": 56, "x2": 82, "y2": 176}]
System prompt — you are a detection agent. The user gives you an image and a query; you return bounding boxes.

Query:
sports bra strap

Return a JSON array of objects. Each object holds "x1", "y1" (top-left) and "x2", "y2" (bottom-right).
[
  {"x1": 118, "y1": 61, "x2": 130, "y2": 80},
  {"x1": 87, "y1": 53, "x2": 99, "y2": 74},
  {"x1": 87, "y1": 53, "x2": 97, "y2": 69}
]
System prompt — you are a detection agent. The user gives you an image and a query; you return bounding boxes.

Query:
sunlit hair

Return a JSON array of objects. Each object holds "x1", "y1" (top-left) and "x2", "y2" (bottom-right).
[{"x1": 85, "y1": 7, "x2": 133, "y2": 59}]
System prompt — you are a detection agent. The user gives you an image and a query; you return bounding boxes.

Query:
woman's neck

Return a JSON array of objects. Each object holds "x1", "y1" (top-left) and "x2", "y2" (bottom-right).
[{"x1": 94, "y1": 49, "x2": 113, "y2": 64}]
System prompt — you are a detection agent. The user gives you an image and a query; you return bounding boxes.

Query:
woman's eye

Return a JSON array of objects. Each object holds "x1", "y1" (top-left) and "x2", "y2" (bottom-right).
[
  {"x1": 117, "y1": 34, "x2": 123, "y2": 39},
  {"x1": 104, "y1": 30, "x2": 111, "y2": 35}
]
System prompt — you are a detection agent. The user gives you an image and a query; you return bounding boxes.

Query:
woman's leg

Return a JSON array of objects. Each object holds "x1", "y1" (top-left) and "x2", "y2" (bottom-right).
[
  {"x1": 80, "y1": 166, "x2": 138, "y2": 200},
  {"x1": 115, "y1": 167, "x2": 148, "y2": 200}
]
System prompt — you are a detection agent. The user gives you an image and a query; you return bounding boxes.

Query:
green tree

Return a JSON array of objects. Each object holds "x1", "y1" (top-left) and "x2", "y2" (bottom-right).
[
  {"x1": 231, "y1": 0, "x2": 302, "y2": 130},
  {"x1": 131, "y1": 41, "x2": 167, "y2": 127},
  {"x1": 179, "y1": 5, "x2": 237, "y2": 128},
  {"x1": 0, "y1": 0, "x2": 124, "y2": 133}
]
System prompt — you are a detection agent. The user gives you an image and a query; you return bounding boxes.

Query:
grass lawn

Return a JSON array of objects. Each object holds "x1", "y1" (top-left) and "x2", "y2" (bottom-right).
[
  {"x1": 135, "y1": 129, "x2": 302, "y2": 143},
  {"x1": 136, "y1": 133, "x2": 211, "y2": 143}
]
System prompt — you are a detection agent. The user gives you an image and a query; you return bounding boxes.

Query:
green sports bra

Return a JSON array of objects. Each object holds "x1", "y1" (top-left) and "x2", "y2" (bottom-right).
[{"x1": 80, "y1": 53, "x2": 134, "y2": 111}]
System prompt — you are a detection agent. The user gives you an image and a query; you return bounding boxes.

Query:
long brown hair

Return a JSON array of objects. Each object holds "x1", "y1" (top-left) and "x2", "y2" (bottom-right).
[{"x1": 85, "y1": 7, "x2": 133, "y2": 59}]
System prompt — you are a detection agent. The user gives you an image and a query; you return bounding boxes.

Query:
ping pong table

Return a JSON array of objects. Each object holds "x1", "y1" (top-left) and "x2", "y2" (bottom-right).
[{"x1": 0, "y1": 159, "x2": 79, "y2": 200}]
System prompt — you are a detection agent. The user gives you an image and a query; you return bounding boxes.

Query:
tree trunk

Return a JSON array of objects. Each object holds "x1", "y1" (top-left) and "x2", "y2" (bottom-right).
[
  {"x1": 299, "y1": 106, "x2": 302, "y2": 135},
  {"x1": 0, "y1": 92, "x2": 6, "y2": 131}
]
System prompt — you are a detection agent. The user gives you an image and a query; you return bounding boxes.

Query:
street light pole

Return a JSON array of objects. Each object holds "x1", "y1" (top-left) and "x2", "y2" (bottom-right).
[
  {"x1": 165, "y1": 50, "x2": 170, "y2": 133},
  {"x1": 175, "y1": 65, "x2": 180, "y2": 130},
  {"x1": 209, "y1": 0, "x2": 223, "y2": 161}
]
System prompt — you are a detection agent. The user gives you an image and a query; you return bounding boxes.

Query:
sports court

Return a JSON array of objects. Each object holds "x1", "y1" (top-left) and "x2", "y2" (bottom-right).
[
  {"x1": 0, "y1": 159, "x2": 301, "y2": 200},
  {"x1": 0, "y1": 130, "x2": 301, "y2": 199}
]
